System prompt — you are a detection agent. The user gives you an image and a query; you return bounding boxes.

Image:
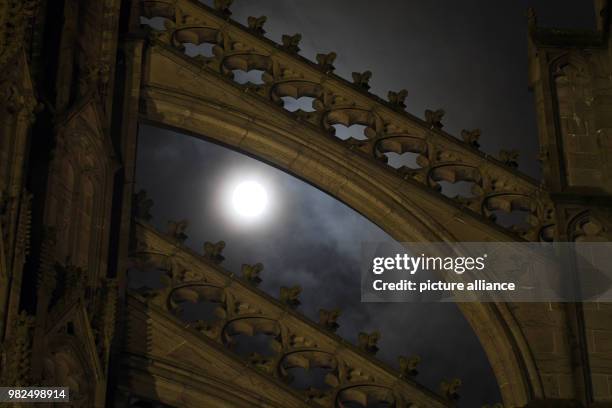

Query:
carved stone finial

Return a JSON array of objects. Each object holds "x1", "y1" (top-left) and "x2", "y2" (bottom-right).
[
  {"x1": 213, "y1": 0, "x2": 233, "y2": 17},
  {"x1": 167, "y1": 220, "x2": 188, "y2": 243},
  {"x1": 241, "y1": 263, "x2": 263, "y2": 286},
  {"x1": 527, "y1": 7, "x2": 537, "y2": 30},
  {"x1": 133, "y1": 189, "x2": 154, "y2": 221},
  {"x1": 352, "y1": 71, "x2": 372, "y2": 90},
  {"x1": 425, "y1": 109, "x2": 445, "y2": 129},
  {"x1": 461, "y1": 129, "x2": 481, "y2": 148},
  {"x1": 357, "y1": 331, "x2": 380, "y2": 354},
  {"x1": 281, "y1": 34, "x2": 302, "y2": 53},
  {"x1": 440, "y1": 378, "x2": 461, "y2": 400},
  {"x1": 247, "y1": 16, "x2": 267, "y2": 35},
  {"x1": 318, "y1": 308, "x2": 341, "y2": 332},
  {"x1": 388, "y1": 89, "x2": 408, "y2": 109},
  {"x1": 398, "y1": 355, "x2": 420, "y2": 377},
  {"x1": 316, "y1": 52, "x2": 337, "y2": 73},
  {"x1": 203, "y1": 241, "x2": 225, "y2": 263},
  {"x1": 279, "y1": 285, "x2": 301, "y2": 308},
  {"x1": 499, "y1": 149, "x2": 519, "y2": 168}
]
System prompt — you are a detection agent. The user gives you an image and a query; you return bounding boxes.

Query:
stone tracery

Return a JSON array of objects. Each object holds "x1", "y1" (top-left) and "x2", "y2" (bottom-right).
[{"x1": 138, "y1": 0, "x2": 556, "y2": 241}]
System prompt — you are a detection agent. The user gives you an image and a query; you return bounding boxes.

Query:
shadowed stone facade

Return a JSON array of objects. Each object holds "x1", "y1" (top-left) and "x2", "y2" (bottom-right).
[{"x1": 0, "y1": 0, "x2": 611, "y2": 406}]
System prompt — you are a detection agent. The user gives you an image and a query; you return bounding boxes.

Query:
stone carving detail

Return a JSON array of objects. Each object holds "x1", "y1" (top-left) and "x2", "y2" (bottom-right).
[
  {"x1": 499, "y1": 149, "x2": 519, "y2": 168},
  {"x1": 440, "y1": 378, "x2": 461, "y2": 400},
  {"x1": 570, "y1": 212, "x2": 611, "y2": 242},
  {"x1": 357, "y1": 331, "x2": 380, "y2": 355},
  {"x1": 0, "y1": 311, "x2": 35, "y2": 386},
  {"x1": 0, "y1": 0, "x2": 39, "y2": 69},
  {"x1": 213, "y1": 0, "x2": 233, "y2": 17},
  {"x1": 129, "y1": 222, "x2": 448, "y2": 407},
  {"x1": 398, "y1": 355, "x2": 420, "y2": 377},
  {"x1": 279, "y1": 285, "x2": 301, "y2": 308},
  {"x1": 316, "y1": 52, "x2": 337, "y2": 73},
  {"x1": 138, "y1": 0, "x2": 557, "y2": 241},
  {"x1": 203, "y1": 240, "x2": 225, "y2": 263},
  {"x1": 461, "y1": 129, "x2": 481, "y2": 148},
  {"x1": 352, "y1": 70, "x2": 372, "y2": 90},
  {"x1": 0, "y1": 52, "x2": 39, "y2": 116},
  {"x1": 281, "y1": 34, "x2": 302, "y2": 53},
  {"x1": 247, "y1": 16, "x2": 267, "y2": 35},
  {"x1": 241, "y1": 262, "x2": 263, "y2": 285},
  {"x1": 77, "y1": 56, "x2": 111, "y2": 98},
  {"x1": 425, "y1": 109, "x2": 445, "y2": 129},
  {"x1": 388, "y1": 89, "x2": 408, "y2": 109},
  {"x1": 167, "y1": 219, "x2": 188, "y2": 243},
  {"x1": 318, "y1": 308, "x2": 340, "y2": 332},
  {"x1": 8, "y1": 190, "x2": 32, "y2": 273}
]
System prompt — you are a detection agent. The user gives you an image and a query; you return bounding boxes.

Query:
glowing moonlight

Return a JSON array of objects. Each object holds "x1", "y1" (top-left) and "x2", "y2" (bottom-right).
[{"x1": 232, "y1": 181, "x2": 268, "y2": 218}]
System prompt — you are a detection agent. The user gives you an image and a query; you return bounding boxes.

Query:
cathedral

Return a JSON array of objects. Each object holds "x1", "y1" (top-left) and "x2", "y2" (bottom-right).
[{"x1": 1, "y1": 0, "x2": 611, "y2": 406}]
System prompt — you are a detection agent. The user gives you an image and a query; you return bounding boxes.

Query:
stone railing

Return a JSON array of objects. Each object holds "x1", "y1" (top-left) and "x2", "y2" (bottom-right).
[
  {"x1": 129, "y1": 220, "x2": 455, "y2": 407},
  {"x1": 135, "y1": 0, "x2": 556, "y2": 242}
]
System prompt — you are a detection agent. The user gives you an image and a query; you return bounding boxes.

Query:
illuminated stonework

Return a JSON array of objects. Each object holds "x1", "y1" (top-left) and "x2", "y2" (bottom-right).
[{"x1": 0, "y1": 0, "x2": 611, "y2": 407}]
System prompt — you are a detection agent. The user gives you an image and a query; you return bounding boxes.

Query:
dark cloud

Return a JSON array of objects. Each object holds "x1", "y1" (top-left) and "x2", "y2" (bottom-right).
[{"x1": 135, "y1": 1, "x2": 596, "y2": 405}]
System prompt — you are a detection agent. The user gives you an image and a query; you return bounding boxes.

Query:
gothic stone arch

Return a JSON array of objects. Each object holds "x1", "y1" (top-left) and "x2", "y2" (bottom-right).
[
  {"x1": 134, "y1": 37, "x2": 543, "y2": 407},
  {"x1": 4, "y1": 0, "x2": 612, "y2": 406}
]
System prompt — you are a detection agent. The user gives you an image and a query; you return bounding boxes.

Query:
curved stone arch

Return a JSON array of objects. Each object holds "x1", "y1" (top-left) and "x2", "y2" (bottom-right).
[
  {"x1": 221, "y1": 316, "x2": 282, "y2": 355},
  {"x1": 373, "y1": 134, "x2": 429, "y2": 165},
  {"x1": 277, "y1": 349, "x2": 340, "y2": 391},
  {"x1": 321, "y1": 107, "x2": 382, "y2": 141},
  {"x1": 549, "y1": 52, "x2": 592, "y2": 79},
  {"x1": 333, "y1": 383, "x2": 398, "y2": 407},
  {"x1": 567, "y1": 209, "x2": 611, "y2": 242},
  {"x1": 139, "y1": 51, "x2": 545, "y2": 406},
  {"x1": 167, "y1": 282, "x2": 226, "y2": 313},
  {"x1": 269, "y1": 79, "x2": 323, "y2": 105}
]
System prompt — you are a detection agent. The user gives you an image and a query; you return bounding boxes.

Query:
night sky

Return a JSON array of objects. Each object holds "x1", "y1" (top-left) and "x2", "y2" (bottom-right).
[{"x1": 134, "y1": 1, "x2": 596, "y2": 405}]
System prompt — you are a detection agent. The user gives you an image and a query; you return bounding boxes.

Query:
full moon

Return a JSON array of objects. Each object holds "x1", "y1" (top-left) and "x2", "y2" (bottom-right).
[{"x1": 232, "y1": 181, "x2": 268, "y2": 218}]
